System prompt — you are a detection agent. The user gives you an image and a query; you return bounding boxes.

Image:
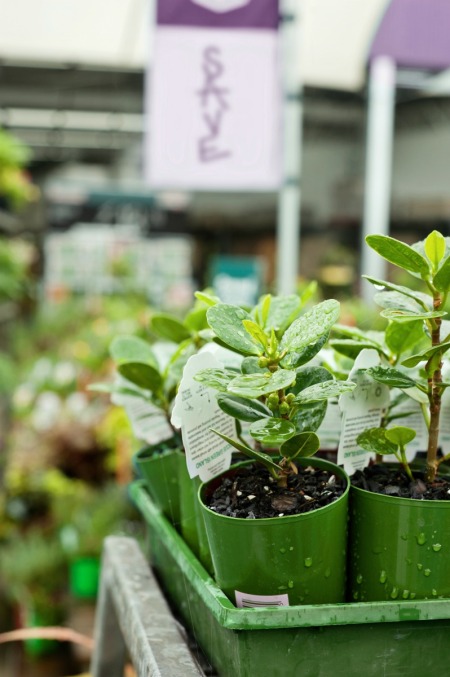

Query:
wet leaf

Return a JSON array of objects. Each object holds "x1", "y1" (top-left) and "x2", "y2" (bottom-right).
[
  {"x1": 294, "y1": 379, "x2": 356, "y2": 404},
  {"x1": 207, "y1": 304, "x2": 262, "y2": 356},
  {"x1": 366, "y1": 366, "x2": 417, "y2": 389},
  {"x1": 228, "y1": 369, "x2": 296, "y2": 398},
  {"x1": 249, "y1": 418, "x2": 296, "y2": 445},
  {"x1": 280, "y1": 299, "x2": 340, "y2": 354},
  {"x1": 366, "y1": 234, "x2": 430, "y2": 277},
  {"x1": 280, "y1": 431, "x2": 320, "y2": 459},
  {"x1": 217, "y1": 394, "x2": 271, "y2": 422}
]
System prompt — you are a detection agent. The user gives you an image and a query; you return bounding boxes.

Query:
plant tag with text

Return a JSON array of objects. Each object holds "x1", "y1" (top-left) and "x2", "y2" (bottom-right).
[
  {"x1": 111, "y1": 389, "x2": 173, "y2": 445},
  {"x1": 171, "y1": 353, "x2": 235, "y2": 481},
  {"x1": 235, "y1": 591, "x2": 289, "y2": 608},
  {"x1": 317, "y1": 398, "x2": 342, "y2": 450},
  {"x1": 337, "y1": 349, "x2": 390, "y2": 475}
]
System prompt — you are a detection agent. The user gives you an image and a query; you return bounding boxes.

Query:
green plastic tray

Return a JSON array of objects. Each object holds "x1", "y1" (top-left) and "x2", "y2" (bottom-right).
[{"x1": 130, "y1": 480, "x2": 450, "y2": 677}]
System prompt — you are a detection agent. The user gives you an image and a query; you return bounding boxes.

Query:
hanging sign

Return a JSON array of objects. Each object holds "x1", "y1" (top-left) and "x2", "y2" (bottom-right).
[{"x1": 145, "y1": 0, "x2": 281, "y2": 191}]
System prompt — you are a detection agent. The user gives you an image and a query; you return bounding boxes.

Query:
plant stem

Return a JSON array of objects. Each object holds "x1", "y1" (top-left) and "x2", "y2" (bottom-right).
[{"x1": 426, "y1": 300, "x2": 443, "y2": 482}]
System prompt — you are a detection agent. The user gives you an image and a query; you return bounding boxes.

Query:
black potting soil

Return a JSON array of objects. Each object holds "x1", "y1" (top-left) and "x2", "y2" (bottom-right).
[
  {"x1": 205, "y1": 464, "x2": 346, "y2": 519},
  {"x1": 351, "y1": 464, "x2": 450, "y2": 500}
]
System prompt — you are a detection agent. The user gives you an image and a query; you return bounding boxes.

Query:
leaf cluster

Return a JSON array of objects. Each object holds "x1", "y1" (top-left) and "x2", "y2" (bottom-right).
[{"x1": 195, "y1": 294, "x2": 355, "y2": 483}]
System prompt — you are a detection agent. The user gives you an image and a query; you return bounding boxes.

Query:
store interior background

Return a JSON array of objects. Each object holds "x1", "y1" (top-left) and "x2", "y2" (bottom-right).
[{"x1": 2, "y1": 0, "x2": 450, "y2": 674}]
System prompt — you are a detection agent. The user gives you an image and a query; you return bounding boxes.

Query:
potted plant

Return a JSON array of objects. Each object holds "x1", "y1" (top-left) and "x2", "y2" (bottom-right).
[
  {"x1": 190, "y1": 294, "x2": 355, "y2": 606},
  {"x1": 344, "y1": 231, "x2": 450, "y2": 601},
  {"x1": 94, "y1": 296, "x2": 213, "y2": 561}
]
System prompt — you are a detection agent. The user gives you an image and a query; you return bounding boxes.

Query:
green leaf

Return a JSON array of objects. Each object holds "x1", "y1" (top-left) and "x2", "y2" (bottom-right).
[
  {"x1": 110, "y1": 335, "x2": 159, "y2": 370},
  {"x1": 294, "y1": 379, "x2": 356, "y2": 404},
  {"x1": 242, "y1": 319, "x2": 268, "y2": 351},
  {"x1": 228, "y1": 369, "x2": 296, "y2": 398},
  {"x1": 363, "y1": 276, "x2": 432, "y2": 309},
  {"x1": 280, "y1": 299, "x2": 340, "y2": 354},
  {"x1": 207, "y1": 304, "x2": 262, "y2": 356},
  {"x1": 330, "y1": 339, "x2": 384, "y2": 360},
  {"x1": 380, "y1": 309, "x2": 446, "y2": 323},
  {"x1": 110, "y1": 336, "x2": 162, "y2": 391},
  {"x1": 366, "y1": 235, "x2": 430, "y2": 277},
  {"x1": 194, "y1": 368, "x2": 236, "y2": 392},
  {"x1": 357, "y1": 428, "x2": 397, "y2": 456},
  {"x1": 150, "y1": 314, "x2": 192, "y2": 343},
  {"x1": 280, "y1": 432, "x2": 320, "y2": 460},
  {"x1": 290, "y1": 402, "x2": 327, "y2": 433},
  {"x1": 374, "y1": 291, "x2": 426, "y2": 314},
  {"x1": 260, "y1": 294, "x2": 271, "y2": 326},
  {"x1": 385, "y1": 426, "x2": 416, "y2": 447},
  {"x1": 289, "y1": 366, "x2": 333, "y2": 395},
  {"x1": 433, "y1": 256, "x2": 450, "y2": 293},
  {"x1": 194, "y1": 291, "x2": 220, "y2": 306},
  {"x1": 184, "y1": 307, "x2": 208, "y2": 332},
  {"x1": 366, "y1": 366, "x2": 417, "y2": 389},
  {"x1": 425, "y1": 230, "x2": 446, "y2": 269},
  {"x1": 384, "y1": 320, "x2": 425, "y2": 356},
  {"x1": 117, "y1": 363, "x2": 162, "y2": 392},
  {"x1": 210, "y1": 429, "x2": 280, "y2": 472},
  {"x1": 280, "y1": 333, "x2": 329, "y2": 369},
  {"x1": 258, "y1": 294, "x2": 301, "y2": 334},
  {"x1": 249, "y1": 418, "x2": 296, "y2": 445},
  {"x1": 217, "y1": 394, "x2": 271, "y2": 422},
  {"x1": 401, "y1": 340, "x2": 450, "y2": 368}
]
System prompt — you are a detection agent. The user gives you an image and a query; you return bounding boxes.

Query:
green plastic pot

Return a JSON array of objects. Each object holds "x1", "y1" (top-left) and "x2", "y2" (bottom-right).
[
  {"x1": 178, "y1": 460, "x2": 213, "y2": 574},
  {"x1": 23, "y1": 604, "x2": 63, "y2": 657},
  {"x1": 131, "y1": 480, "x2": 450, "y2": 677},
  {"x1": 69, "y1": 556, "x2": 100, "y2": 600},
  {"x1": 132, "y1": 445, "x2": 181, "y2": 525},
  {"x1": 349, "y1": 484, "x2": 450, "y2": 602},
  {"x1": 199, "y1": 457, "x2": 349, "y2": 606}
]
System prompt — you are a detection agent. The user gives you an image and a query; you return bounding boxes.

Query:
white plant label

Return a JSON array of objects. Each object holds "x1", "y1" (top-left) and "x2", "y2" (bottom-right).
[
  {"x1": 235, "y1": 590, "x2": 289, "y2": 608},
  {"x1": 337, "y1": 349, "x2": 390, "y2": 476},
  {"x1": 111, "y1": 390, "x2": 173, "y2": 445},
  {"x1": 171, "y1": 353, "x2": 235, "y2": 481}
]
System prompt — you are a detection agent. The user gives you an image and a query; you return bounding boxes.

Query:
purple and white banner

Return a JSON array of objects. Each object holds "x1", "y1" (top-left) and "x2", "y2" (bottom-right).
[{"x1": 145, "y1": 0, "x2": 281, "y2": 191}]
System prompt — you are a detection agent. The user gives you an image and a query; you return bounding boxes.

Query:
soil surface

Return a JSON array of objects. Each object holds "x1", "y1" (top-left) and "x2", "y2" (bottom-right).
[
  {"x1": 205, "y1": 464, "x2": 346, "y2": 519},
  {"x1": 351, "y1": 464, "x2": 450, "y2": 500}
]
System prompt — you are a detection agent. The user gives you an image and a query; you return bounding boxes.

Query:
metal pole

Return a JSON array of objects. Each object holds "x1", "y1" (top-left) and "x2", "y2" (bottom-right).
[
  {"x1": 361, "y1": 56, "x2": 396, "y2": 302},
  {"x1": 276, "y1": 0, "x2": 303, "y2": 295}
]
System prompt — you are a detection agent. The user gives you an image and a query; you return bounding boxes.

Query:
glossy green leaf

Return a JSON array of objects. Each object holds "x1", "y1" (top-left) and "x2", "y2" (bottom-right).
[
  {"x1": 280, "y1": 299, "x2": 340, "y2": 354},
  {"x1": 207, "y1": 304, "x2": 262, "y2": 356},
  {"x1": 294, "y1": 379, "x2": 356, "y2": 403},
  {"x1": 384, "y1": 320, "x2": 425, "y2": 356},
  {"x1": 357, "y1": 428, "x2": 397, "y2": 456},
  {"x1": 374, "y1": 291, "x2": 425, "y2": 314},
  {"x1": 194, "y1": 368, "x2": 236, "y2": 392},
  {"x1": 211, "y1": 429, "x2": 280, "y2": 472},
  {"x1": 257, "y1": 294, "x2": 301, "y2": 334},
  {"x1": 217, "y1": 394, "x2": 271, "y2": 422},
  {"x1": 433, "y1": 256, "x2": 450, "y2": 293},
  {"x1": 228, "y1": 369, "x2": 296, "y2": 398},
  {"x1": 289, "y1": 366, "x2": 333, "y2": 396},
  {"x1": 363, "y1": 276, "x2": 432, "y2": 309},
  {"x1": 184, "y1": 307, "x2": 208, "y2": 332},
  {"x1": 150, "y1": 314, "x2": 191, "y2": 343},
  {"x1": 330, "y1": 339, "x2": 384, "y2": 360},
  {"x1": 291, "y1": 401, "x2": 327, "y2": 433},
  {"x1": 280, "y1": 431, "x2": 320, "y2": 460},
  {"x1": 381, "y1": 309, "x2": 446, "y2": 323},
  {"x1": 194, "y1": 291, "x2": 220, "y2": 306},
  {"x1": 280, "y1": 333, "x2": 329, "y2": 369},
  {"x1": 425, "y1": 230, "x2": 446, "y2": 269},
  {"x1": 242, "y1": 319, "x2": 268, "y2": 351},
  {"x1": 385, "y1": 426, "x2": 416, "y2": 448},
  {"x1": 249, "y1": 418, "x2": 296, "y2": 445},
  {"x1": 117, "y1": 363, "x2": 162, "y2": 392},
  {"x1": 401, "y1": 340, "x2": 450, "y2": 368},
  {"x1": 366, "y1": 234, "x2": 430, "y2": 277},
  {"x1": 110, "y1": 335, "x2": 159, "y2": 370},
  {"x1": 366, "y1": 366, "x2": 417, "y2": 389}
]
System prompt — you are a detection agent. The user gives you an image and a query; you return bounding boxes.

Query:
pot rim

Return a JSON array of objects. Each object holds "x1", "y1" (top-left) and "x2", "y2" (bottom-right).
[
  {"x1": 198, "y1": 456, "x2": 349, "y2": 524},
  {"x1": 350, "y1": 482, "x2": 450, "y2": 508}
]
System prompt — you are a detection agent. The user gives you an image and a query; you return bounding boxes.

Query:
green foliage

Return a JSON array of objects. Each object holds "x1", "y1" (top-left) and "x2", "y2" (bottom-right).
[
  {"x1": 196, "y1": 293, "x2": 353, "y2": 485},
  {"x1": 362, "y1": 231, "x2": 450, "y2": 481}
]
